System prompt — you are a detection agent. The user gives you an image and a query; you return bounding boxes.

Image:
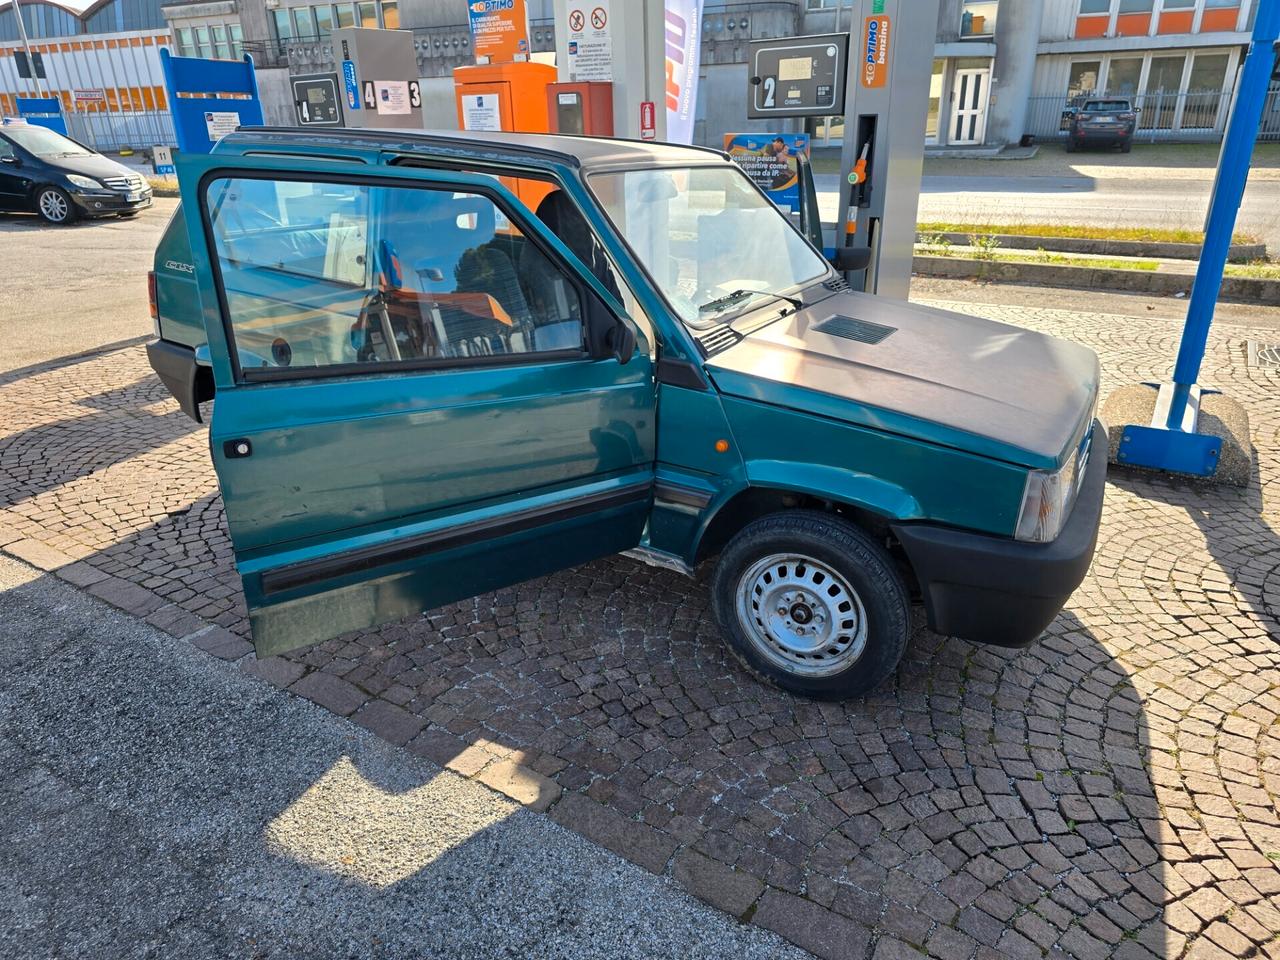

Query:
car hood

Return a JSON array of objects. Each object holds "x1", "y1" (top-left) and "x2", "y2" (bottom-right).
[
  {"x1": 44, "y1": 152, "x2": 140, "y2": 182},
  {"x1": 705, "y1": 291, "x2": 1100, "y2": 471}
]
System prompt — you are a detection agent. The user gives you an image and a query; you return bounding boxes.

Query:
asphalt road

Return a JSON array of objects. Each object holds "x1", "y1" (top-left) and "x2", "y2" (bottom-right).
[
  {"x1": 0, "y1": 555, "x2": 811, "y2": 960},
  {"x1": 0, "y1": 199, "x2": 177, "y2": 374},
  {"x1": 815, "y1": 171, "x2": 1280, "y2": 249}
]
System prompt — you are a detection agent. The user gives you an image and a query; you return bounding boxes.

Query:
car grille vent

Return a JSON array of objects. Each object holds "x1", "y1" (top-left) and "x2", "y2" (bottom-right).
[
  {"x1": 102, "y1": 175, "x2": 144, "y2": 192},
  {"x1": 823, "y1": 276, "x2": 852, "y2": 293},
  {"x1": 698, "y1": 327, "x2": 741, "y2": 355},
  {"x1": 813, "y1": 315, "x2": 896, "y2": 345}
]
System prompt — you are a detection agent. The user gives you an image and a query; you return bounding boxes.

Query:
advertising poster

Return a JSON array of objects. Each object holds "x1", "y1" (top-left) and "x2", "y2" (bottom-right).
[
  {"x1": 566, "y1": 0, "x2": 612, "y2": 82},
  {"x1": 723, "y1": 132, "x2": 810, "y2": 213},
  {"x1": 467, "y1": 0, "x2": 530, "y2": 64},
  {"x1": 663, "y1": 0, "x2": 703, "y2": 144}
]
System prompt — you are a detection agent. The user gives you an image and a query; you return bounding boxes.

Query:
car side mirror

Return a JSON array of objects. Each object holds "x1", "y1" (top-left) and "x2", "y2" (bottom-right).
[{"x1": 830, "y1": 247, "x2": 872, "y2": 273}]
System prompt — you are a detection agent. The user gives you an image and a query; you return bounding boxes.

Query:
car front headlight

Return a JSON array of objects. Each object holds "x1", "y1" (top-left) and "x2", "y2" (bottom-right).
[{"x1": 66, "y1": 174, "x2": 104, "y2": 190}]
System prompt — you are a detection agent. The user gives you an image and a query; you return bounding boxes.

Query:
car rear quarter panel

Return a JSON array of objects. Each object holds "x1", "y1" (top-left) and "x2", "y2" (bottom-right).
[{"x1": 154, "y1": 204, "x2": 205, "y2": 348}]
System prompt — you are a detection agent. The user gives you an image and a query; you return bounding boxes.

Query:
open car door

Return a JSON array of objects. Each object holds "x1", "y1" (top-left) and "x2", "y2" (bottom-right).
[{"x1": 176, "y1": 150, "x2": 655, "y2": 657}]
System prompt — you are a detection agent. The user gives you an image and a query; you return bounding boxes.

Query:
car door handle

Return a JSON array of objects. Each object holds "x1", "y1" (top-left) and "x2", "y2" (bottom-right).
[{"x1": 223, "y1": 439, "x2": 253, "y2": 459}]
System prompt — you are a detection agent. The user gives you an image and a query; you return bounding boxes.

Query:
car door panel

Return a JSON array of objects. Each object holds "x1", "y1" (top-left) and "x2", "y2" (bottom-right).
[{"x1": 176, "y1": 151, "x2": 656, "y2": 656}]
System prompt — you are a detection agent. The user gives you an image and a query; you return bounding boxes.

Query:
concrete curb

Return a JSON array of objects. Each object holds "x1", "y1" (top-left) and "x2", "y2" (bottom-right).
[
  {"x1": 0, "y1": 536, "x2": 864, "y2": 960},
  {"x1": 915, "y1": 232, "x2": 1267, "y2": 262},
  {"x1": 912, "y1": 254, "x2": 1280, "y2": 304}
]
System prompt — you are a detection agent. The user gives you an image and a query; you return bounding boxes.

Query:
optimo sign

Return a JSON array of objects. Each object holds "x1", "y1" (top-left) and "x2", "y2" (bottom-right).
[
  {"x1": 861, "y1": 15, "x2": 890, "y2": 88},
  {"x1": 467, "y1": 0, "x2": 531, "y2": 63}
]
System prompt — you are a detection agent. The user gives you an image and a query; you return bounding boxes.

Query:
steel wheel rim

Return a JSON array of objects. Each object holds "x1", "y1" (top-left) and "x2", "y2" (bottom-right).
[
  {"x1": 40, "y1": 190, "x2": 68, "y2": 222},
  {"x1": 735, "y1": 552, "x2": 868, "y2": 678}
]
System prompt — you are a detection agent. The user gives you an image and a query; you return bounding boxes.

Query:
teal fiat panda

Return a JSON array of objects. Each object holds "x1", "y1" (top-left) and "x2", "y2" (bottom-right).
[{"x1": 146, "y1": 127, "x2": 1105, "y2": 700}]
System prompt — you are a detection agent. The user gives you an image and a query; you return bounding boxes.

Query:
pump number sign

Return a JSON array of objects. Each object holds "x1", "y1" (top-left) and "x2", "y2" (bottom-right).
[{"x1": 747, "y1": 33, "x2": 848, "y2": 120}]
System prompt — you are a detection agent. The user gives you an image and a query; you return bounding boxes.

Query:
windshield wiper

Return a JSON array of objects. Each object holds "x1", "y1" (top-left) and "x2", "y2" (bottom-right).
[{"x1": 697, "y1": 288, "x2": 802, "y2": 318}]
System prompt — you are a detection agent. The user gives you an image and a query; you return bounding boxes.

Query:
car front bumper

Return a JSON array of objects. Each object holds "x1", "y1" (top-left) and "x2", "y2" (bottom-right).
[
  {"x1": 891, "y1": 420, "x2": 1108, "y2": 648},
  {"x1": 69, "y1": 189, "x2": 153, "y2": 217}
]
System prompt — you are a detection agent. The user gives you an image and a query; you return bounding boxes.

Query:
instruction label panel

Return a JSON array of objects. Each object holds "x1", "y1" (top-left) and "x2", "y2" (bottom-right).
[
  {"x1": 461, "y1": 93, "x2": 503, "y2": 131},
  {"x1": 566, "y1": 0, "x2": 612, "y2": 82}
]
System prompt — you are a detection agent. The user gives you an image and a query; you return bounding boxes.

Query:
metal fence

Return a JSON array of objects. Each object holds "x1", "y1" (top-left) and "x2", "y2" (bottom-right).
[
  {"x1": 65, "y1": 109, "x2": 175, "y2": 153},
  {"x1": 1026, "y1": 85, "x2": 1280, "y2": 144}
]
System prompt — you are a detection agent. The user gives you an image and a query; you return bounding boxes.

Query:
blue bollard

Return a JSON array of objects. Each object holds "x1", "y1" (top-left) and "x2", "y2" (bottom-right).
[{"x1": 1118, "y1": 0, "x2": 1280, "y2": 477}]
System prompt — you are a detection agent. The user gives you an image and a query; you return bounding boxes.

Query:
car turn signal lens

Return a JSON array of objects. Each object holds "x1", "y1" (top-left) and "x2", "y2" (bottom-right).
[
  {"x1": 715, "y1": 439, "x2": 730, "y2": 453},
  {"x1": 147, "y1": 270, "x2": 158, "y2": 320}
]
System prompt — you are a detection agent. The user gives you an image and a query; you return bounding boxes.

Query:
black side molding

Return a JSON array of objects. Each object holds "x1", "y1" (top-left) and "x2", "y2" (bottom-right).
[
  {"x1": 656, "y1": 356, "x2": 707, "y2": 390},
  {"x1": 145, "y1": 339, "x2": 208, "y2": 423},
  {"x1": 654, "y1": 481, "x2": 713, "y2": 510},
  {"x1": 260, "y1": 482, "x2": 652, "y2": 597}
]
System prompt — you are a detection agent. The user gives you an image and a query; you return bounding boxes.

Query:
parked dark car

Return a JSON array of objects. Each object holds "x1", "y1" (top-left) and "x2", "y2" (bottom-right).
[
  {"x1": 0, "y1": 119, "x2": 153, "y2": 224},
  {"x1": 1065, "y1": 98, "x2": 1137, "y2": 153}
]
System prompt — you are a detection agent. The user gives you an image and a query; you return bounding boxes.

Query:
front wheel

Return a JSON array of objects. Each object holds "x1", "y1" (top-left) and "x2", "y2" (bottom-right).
[
  {"x1": 711, "y1": 511, "x2": 910, "y2": 700},
  {"x1": 35, "y1": 186, "x2": 76, "y2": 224}
]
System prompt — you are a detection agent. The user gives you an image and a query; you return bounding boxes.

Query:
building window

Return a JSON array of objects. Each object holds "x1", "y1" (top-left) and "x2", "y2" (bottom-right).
[
  {"x1": 380, "y1": 0, "x2": 398, "y2": 29},
  {"x1": 210, "y1": 24, "x2": 229, "y2": 58},
  {"x1": 313, "y1": 5, "x2": 333, "y2": 38},
  {"x1": 229, "y1": 22, "x2": 243, "y2": 58},
  {"x1": 1106, "y1": 56, "x2": 1143, "y2": 94},
  {"x1": 1068, "y1": 60, "x2": 1102, "y2": 97},
  {"x1": 1078, "y1": 0, "x2": 1110, "y2": 14},
  {"x1": 193, "y1": 25, "x2": 211, "y2": 57},
  {"x1": 334, "y1": 3, "x2": 356, "y2": 28},
  {"x1": 960, "y1": 0, "x2": 998, "y2": 37},
  {"x1": 176, "y1": 26, "x2": 194, "y2": 56},
  {"x1": 358, "y1": 1, "x2": 377, "y2": 27},
  {"x1": 925, "y1": 58, "x2": 944, "y2": 140}
]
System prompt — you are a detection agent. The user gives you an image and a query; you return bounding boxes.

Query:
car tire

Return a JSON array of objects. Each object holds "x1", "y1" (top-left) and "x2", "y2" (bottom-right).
[
  {"x1": 1120, "y1": 140, "x2": 1132, "y2": 154},
  {"x1": 711, "y1": 510, "x2": 910, "y2": 700},
  {"x1": 1064, "y1": 140, "x2": 1077, "y2": 153},
  {"x1": 35, "y1": 186, "x2": 76, "y2": 225}
]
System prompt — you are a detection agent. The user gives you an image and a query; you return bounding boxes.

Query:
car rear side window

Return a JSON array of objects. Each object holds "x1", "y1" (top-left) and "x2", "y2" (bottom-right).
[{"x1": 205, "y1": 176, "x2": 585, "y2": 377}]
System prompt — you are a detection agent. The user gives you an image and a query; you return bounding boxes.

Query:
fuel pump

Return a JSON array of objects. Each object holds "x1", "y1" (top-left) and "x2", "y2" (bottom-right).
[{"x1": 834, "y1": 0, "x2": 940, "y2": 299}]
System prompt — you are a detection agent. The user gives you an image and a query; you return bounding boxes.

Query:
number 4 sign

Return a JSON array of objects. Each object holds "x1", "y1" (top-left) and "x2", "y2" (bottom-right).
[{"x1": 362, "y1": 80, "x2": 376, "y2": 110}]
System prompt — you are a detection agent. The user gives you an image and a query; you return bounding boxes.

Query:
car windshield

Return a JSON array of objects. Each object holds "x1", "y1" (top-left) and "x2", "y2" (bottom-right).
[
  {"x1": 1083, "y1": 101, "x2": 1129, "y2": 113},
  {"x1": 589, "y1": 165, "x2": 829, "y2": 330},
  {"x1": 1, "y1": 123, "x2": 95, "y2": 156}
]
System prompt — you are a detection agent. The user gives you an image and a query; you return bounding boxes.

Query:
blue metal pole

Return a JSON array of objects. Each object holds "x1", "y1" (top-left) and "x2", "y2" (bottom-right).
[{"x1": 1165, "y1": 0, "x2": 1280, "y2": 428}]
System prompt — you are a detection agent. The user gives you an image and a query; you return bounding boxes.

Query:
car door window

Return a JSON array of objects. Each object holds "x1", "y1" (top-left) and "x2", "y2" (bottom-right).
[
  {"x1": 206, "y1": 176, "x2": 585, "y2": 377},
  {"x1": 0, "y1": 138, "x2": 14, "y2": 161}
]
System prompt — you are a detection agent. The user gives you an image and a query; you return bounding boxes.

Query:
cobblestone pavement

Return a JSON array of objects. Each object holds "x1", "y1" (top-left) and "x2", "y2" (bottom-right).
[{"x1": 3, "y1": 301, "x2": 1279, "y2": 960}]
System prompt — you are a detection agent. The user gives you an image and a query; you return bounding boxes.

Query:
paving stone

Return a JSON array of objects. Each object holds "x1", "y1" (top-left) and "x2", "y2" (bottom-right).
[
  {"x1": 549, "y1": 792, "x2": 677, "y2": 875},
  {"x1": 476, "y1": 759, "x2": 561, "y2": 813},
  {"x1": 352, "y1": 699, "x2": 428, "y2": 747},
  {"x1": 672, "y1": 848, "x2": 763, "y2": 918},
  {"x1": 190, "y1": 626, "x2": 253, "y2": 661},
  {"x1": 8, "y1": 309, "x2": 1280, "y2": 960},
  {"x1": 753, "y1": 889, "x2": 871, "y2": 960},
  {"x1": 290, "y1": 670, "x2": 368, "y2": 717},
  {"x1": 240, "y1": 655, "x2": 306, "y2": 690}
]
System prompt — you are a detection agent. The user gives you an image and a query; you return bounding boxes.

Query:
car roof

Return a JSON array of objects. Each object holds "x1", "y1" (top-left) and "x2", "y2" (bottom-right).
[{"x1": 219, "y1": 126, "x2": 732, "y2": 172}]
